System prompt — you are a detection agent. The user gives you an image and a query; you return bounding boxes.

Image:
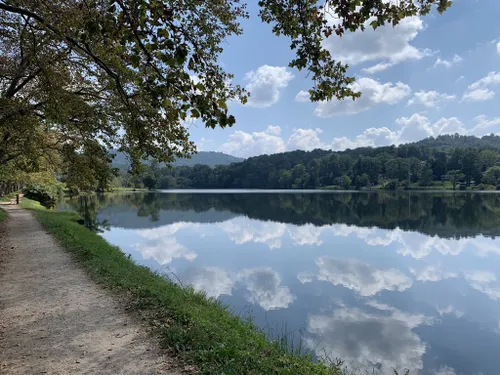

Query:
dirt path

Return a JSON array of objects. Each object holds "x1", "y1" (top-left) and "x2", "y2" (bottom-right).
[{"x1": 0, "y1": 205, "x2": 181, "y2": 375}]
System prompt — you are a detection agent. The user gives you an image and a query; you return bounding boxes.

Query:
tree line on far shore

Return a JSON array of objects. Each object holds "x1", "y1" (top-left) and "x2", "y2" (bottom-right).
[{"x1": 117, "y1": 134, "x2": 500, "y2": 191}]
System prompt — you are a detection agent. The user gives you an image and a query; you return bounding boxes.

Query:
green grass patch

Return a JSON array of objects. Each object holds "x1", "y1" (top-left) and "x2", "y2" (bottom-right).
[
  {"x1": 0, "y1": 207, "x2": 7, "y2": 223},
  {"x1": 0, "y1": 191, "x2": 21, "y2": 202},
  {"x1": 25, "y1": 199, "x2": 340, "y2": 375}
]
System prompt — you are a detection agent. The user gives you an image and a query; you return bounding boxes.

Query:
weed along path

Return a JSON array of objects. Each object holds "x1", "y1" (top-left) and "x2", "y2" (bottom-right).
[{"x1": 0, "y1": 205, "x2": 181, "y2": 375}]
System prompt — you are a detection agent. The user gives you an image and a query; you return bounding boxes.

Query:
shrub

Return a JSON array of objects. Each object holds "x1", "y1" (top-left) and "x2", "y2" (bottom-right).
[{"x1": 23, "y1": 183, "x2": 61, "y2": 208}]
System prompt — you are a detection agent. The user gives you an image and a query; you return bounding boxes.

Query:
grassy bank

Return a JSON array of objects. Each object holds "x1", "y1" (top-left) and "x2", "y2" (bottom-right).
[
  {"x1": 0, "y1": 207, "x2": 6, "y2": 223},
  {"x1": 22, "y1": 198, "x2": 340, "y2": 375}
]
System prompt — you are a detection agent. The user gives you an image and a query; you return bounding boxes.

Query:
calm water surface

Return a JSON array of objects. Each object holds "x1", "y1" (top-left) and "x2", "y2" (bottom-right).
[{"x1": 60, "y1": 191, "x2": 500, "y2": 375}]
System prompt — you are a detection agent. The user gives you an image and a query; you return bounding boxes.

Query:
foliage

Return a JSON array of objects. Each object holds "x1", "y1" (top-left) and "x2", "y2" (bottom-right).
[
  {"x1": 23, "y1": 183, "x2": 62, "y2": 208},
  {"x1": 26, "y1": 204, "x2": 342, "y2": 375},
  {"x1": 483, "y1": 166, "x2": 500, "y2": 186},
  {"x1": 128, "y1": 135, "x2": 500, "y2": 191},
  {"x1": 0, "y1": 1, "x2": 449, "y2": 190}
]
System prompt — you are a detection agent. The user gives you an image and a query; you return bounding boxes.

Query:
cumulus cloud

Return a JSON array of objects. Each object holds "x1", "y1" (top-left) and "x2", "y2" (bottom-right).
[
  {"x1": 409, "y1": 265, "x2": 457, "y2": 282},
  {"x1": 315, "y1": 77, "x2": 411, "y2": 117},
  {"x1": 220, "y1": 125, "x2": 330, "y2": 157},
  {"x1": 462, "y1": 88, "x2": 495, "y2": 102},
  {"x1": 182, "y1": 266, "x2": 234, "y2": 298},
  {"x1": 497, "y1": 42, "x2": 500, "y2": 55},
  {"x1": 238, "y1": 267, "x2": 295, "y2": 311},
  {"x1": 436, "y1": 305, "x2": 464, "y2": 319},
  {"x1": 134, "y1": 223, "x2": 198, "y2": 265},
  {"x1": 432, "y1": 366, "x2": 458, "y2": 375},
  {"x1": 433, "y1": 54, "x2": 463, "y2": 69},
  {"x1": 287, "y1": 224, "x2": 329, "y2": 246},
  {"x1": 295, "y1": 90, "x2": 310, "y2": 103},
  {"x1": 361, "y1": 62, "x2": 395, "y2": 75},
  {"x1": 306, "y1": 304, "x2": 430, "y2": 375},
  {"x1": 330, "y1": 224, "x2": 500, "y2": 259},
  {"x1": 464, "y1": 270, "x2": 500, "y2": 300},
  {"x1": 469, "y1": 115, "x2": 500, "y2": 137},
  {"x1": 313, "y1": 256, "x2": 412, "y2": 296},
  {"x1": 323, "y1": 15, "x2": 428, "y2": 70},
  {"x1": 463, "y1": 71, "x2": 500, "y2": 102},
  {"x1": 244, "y1": 65, "x2": 294, "y2": 108},
  {"x1": 330, "y1": 114, "x2": 466, "y2": 151},
  {"x1": 219, "y1": 125, "x2": 286, "y2": 157},
  {"x1": 407, "y1": 90, "x2": 456, "y2": 108},
  {"x1": 219, "y1": 217, "x2": 287, "y2": 249},
  {"x1": 287, "y1": 128, "x2": 325, "y2": 151}
]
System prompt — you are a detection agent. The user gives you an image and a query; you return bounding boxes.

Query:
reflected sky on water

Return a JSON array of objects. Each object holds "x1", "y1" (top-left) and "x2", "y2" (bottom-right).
[{"x1": 60, "y1": 191, "x2": 500, "y2": 375}]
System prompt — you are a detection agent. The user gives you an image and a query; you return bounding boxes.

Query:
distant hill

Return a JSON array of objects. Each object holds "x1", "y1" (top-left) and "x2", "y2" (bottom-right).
[
  {"x1": 412, "y1": 134, "x2": 500, "y2": 150},
  {"x1": 111, "y1": 151, "x2": 243, "y2": 169}
]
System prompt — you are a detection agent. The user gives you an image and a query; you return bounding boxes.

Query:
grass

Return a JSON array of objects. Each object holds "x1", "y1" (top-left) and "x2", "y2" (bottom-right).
[
  {"x1": 0, "y1": 191, "x2": 20, "y2": 202},
  {"x1": 22, "y1": 197, "x2": 340, "y2": 375},
  {"x1": 0, "y1": 207, "x2": 6, "y2": 223}
]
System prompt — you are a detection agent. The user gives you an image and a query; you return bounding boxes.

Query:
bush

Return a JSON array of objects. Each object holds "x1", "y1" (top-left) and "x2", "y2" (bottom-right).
[{"x1": 23, "y1": 183, "x2": 62, "y2": 208}]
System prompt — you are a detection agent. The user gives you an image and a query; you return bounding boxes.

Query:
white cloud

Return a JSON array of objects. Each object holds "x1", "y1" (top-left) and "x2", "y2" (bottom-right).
[
  {"x1": 497, "y1": 42, "x2": 500, "y2": 55},
  {"x1": 432, "y1": 366, "x2": 458, "y2": 375},
  {"x1": 306, "y1": 304, "x2": 430, "y2": 375},
  {"x1": 330, "y1": 114, "x2": 466, "y2": 151},
  {"x1": 455, "y1": 75, "x2": 465, "y2": 83},
  {"x1": 470, "y1": 115, "x2": 500, "y2": 136},
  {"x1": 182, "y1": 266, "x2": 234, "y2": 298},
  {"x1": 407, "y1": 90, "x2": 456, "y2": 108},
  {"x1": 244, "y1": 65, "x2": 294, "y2": 108},
  {"x1": 462, "y1": 88, "x2": 495, "y2": 102},
  {"x1": 287, "y1": 128, "x2": 326, "y2": 151},
  {"x1": 361, "y1": 62, "x2": 394, "y2": 75},
  {"x1": 463, "y1": 71, "x2": 500, "y2": 102},
  {"x1": 134, "y1": 223, "x2": 198, "y2": 265},
  {"x1": 219, "y1": 217, "x2": 287, "y2": 249},
  {"x1": 436, "y1": 305, "x2": 464, "y2": 319},
  {"x1": 219, "y1": 125, "x2": 286, "y2": 157},
  {"x1": 331, "y1": 127, "x2": 395, "y2": 150},
  {"x1": 295, "y1": 90, "x2": 310, "y2": 103},
  {"x1": 288, "y1": 224, "x2": 328, "y2": 246},
  {"x1": 464, "y1": 270, "x2": 500, "y2": 300},
  {"x1": 238, "y1": 267, "x2": 295, "y2": 311},
  {"x1": 323, "y1": 15, "x2": 428, "y2": 69},
  {"x1": 315, "y1": 77, "x2": 411, "y2": 117},
  {"x1": 313, "y1": 256, "x2": 412, "y2": 296},
  {"x1": 469, "y1": 71, "x2": 500, "y2": 90},
  {"x1": 409, "y1": 265, "x2": 457, "y2": 282},
  {"x1": 433, "y1": 54, "x2": 463, "y2": 68}
]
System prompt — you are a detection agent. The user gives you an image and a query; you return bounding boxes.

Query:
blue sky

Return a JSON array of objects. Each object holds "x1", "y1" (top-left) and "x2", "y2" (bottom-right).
[{"x1": 188, "y1": 0, "x2": 499, "y2": 158}]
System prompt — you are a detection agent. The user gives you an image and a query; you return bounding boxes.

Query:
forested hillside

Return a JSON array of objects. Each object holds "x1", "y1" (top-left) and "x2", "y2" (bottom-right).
[{"x1": 129, "y1": 134, "x2": 500, "y2": 191}]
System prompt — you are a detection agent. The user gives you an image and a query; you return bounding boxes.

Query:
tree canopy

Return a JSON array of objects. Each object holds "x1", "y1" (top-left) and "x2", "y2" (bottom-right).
[{"x1": 0, "y1": 0, "x2": 451, "y2": 190}]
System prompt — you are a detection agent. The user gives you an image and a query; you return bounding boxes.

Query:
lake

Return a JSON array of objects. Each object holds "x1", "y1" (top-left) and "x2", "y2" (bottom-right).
[{"x1": 60, "y1": 191, "x2": 500, "y2": 375}]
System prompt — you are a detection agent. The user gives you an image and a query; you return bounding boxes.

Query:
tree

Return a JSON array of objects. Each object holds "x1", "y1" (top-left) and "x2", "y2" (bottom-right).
[
  {"x1": 334, "y1": 175, "x2": 351, "y2": 189},
  {"x1": 447, "y1": 170, "x2": 465, "y2": 191},
  {"x1": 483, "y1": 166, "x2": 500, "y2": 186},
  {"x1": 462, "y1": 148, "x2": 480, "y2": 186},
  {"x1": 420, "y1": 168, "x2": 433, "y2": 186},
  {"x1": 0, "y1": 1, "x2": 451, "y2": 189},
  {"x1": 143, "y1": 175, "x2": 159, "y2": 190},
  {"x1": 479, "y1": 150, "x2": 498, "y2": 171}
]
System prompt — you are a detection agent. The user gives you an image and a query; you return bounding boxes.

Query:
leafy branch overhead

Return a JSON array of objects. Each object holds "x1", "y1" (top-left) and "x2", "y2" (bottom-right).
[{"x1": 0, "y1": 0, "x2": 450, "y2": 190}]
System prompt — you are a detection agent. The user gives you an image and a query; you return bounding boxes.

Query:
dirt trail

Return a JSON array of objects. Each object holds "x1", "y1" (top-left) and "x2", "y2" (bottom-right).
[{"x1": 0, "y1": 204, "x2": 181, "y2": 375}]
